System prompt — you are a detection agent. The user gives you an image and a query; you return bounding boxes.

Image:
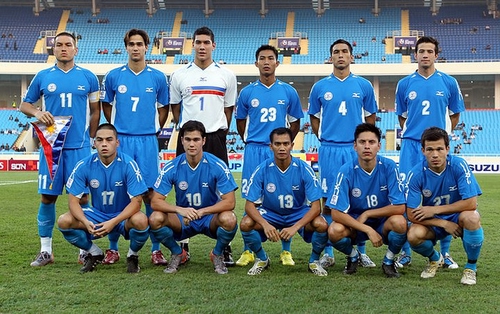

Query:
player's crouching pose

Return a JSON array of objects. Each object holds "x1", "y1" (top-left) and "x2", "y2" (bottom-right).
[
  {"x1": 58, "y1": 124, "x2": 150, "y2": 273},
  {"x1": 149, "y1": 120, "x2": 238, "y2": 275},
  {"x1": 406, "y1": 127, "x2": 483, "y2": 285},
  {"x1": 327, "y1": 123, "x2": 407, "y2": 277},
  {"x1": 240, "y1": 127, "x2": 329, "y2": 276}
]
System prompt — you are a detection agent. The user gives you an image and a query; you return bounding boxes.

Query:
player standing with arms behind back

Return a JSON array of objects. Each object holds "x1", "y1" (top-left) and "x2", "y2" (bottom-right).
[
  {"x1": 395, "y1": 36, "x2": 465, "y2": 268},
  {"x1": 20, "y1": 32, "x2": 100, "y2": 266}
]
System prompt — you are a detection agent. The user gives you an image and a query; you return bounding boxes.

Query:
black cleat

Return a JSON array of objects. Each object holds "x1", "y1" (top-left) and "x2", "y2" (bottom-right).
[
  {"x1": 382, "y1": 263, "x2": 401, "y2": 278},
  {"x1": 223, "y1": 245, "x2": 235, "y2": 267},
  {"x1": 343, "y1": 256, "x2": 358, "y2": 275},
  {"x1": 127, "y1": 255, "x2": 140, "y2": 273},
  {"x1": 80, "y1": 253, "x2": 104, "y2": 273}
]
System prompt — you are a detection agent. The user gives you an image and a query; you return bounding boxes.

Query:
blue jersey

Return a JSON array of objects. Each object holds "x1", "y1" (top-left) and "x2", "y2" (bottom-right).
[
  {"x1": 395, "y1": 70, "x2": 465, "y2": 141},
  {"x1": 23, "y1": 65, "x2": 99, "y2": 148},
  {"x1": 235, "y1": 79, "x2": 304, "y2": 144},
  {"x1": 100, "y1": 65, "x2": 169, "y2": 135},
  {"x1": 154, "y1": 152, "x2": 238, "y2": 209},
  {"x1": 66, "y1": 152, "x2": 148, "y2": 214},
  {"x1": 406, "y1": 155, "x2": 482, "y2": 221},
  {"x1": 327, "y1": 156, "x2": 406, "y2": 216},
  {"x1": 245, "y1": 156, "x2": 321, "y2": 215},
  {"x1": 308, "y1": 73, "x2": 378, "y2": 143}
]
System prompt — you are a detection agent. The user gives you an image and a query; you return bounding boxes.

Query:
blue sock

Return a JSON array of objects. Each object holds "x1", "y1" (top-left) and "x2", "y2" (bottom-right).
[
  {"x1": 388, "y1": 231, "x2": 407, "y2": 255},
  {"x1": 281, "y1": 238, "x2": 291, "y2": 252},
  {"x1": 401, "y1": 241, "x2": 412, "y2": 257},
  {"x1": 463, "y1": 228, "x2": 484, "y2": 271},
  {"x1": 214, "y1": 226, "x2": 237, "y2": 256},
  {"x1": 145, "y1": 203, "x2": 161, "y2": 252},
  {"x1": 59, "y1": 228, "x2": 92, "y2": 251},
  {"x1": 412, "y1": 241, "x2": 440, "y2": 261},
  {"x1": 129, "y1": 227, "x2": 149, "y2": 253},
  {"x1": 332, "y1": 237, "x2": 353, "y2": 256},
  {"x1": 310, "y1": 231, "x2": 328, "y2": 262},
  {"x1": 38, "y1": 202, "x2": 56, "y2": 238},
  {"x1": 151, "y1": 226, "x2": 182, "y2": 255},
  {"x1": 243, "y1": 243, "x2": 251, "y2": 251},
  {"x1": 108, "y1": 231, "x2": 120, "y2": 251},
  {"x1": 440, "y1": 234, "x2": 452, "y2": 255},
  {"x1": 357, "y1": 241, "x2": 366, "y2": 254},
  {"x1": 242, "y1": 230, "x2": 267, "y2": 260},
  {"x1": 323, "y1": 214, "x2": 335, "y2": 257}
]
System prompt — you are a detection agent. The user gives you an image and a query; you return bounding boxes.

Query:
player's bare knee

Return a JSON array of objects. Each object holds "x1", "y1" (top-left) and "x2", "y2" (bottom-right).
[
  {"x1": 218, "y1": 211, "x2": 237, "y2": 230},
  {"x1": 148, "y1": 211, "x2": 164, "y2": 229},
  {"x1": 390, "y1": 215, "x2": 408, "y2": 233},
  {"x1": 130, "y1": 212, "x2": 148, "y2": 230},
  {"x1": 239, "y1": 216, "x2": 255, "y2": 232},
  {"x1": 312, "y1": 216, "x2": 328, "y2": 233},
  {"x1": 328, "y1": 223, "x2": 344, "y2": 242},
  {"x1": 57, "y1": 212, "x2": 72, "y2": 229},
  {"x1": 407, "y1": 224, "x2": 426, "y2": 245},
  {"x1": 460, "y1": 211, "x2": 481, "y2": 230}
]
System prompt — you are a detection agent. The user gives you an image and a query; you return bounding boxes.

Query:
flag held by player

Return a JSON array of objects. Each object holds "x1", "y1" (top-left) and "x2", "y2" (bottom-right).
[{"x1": 32, "y1": 116, "x2": 72, "y2": 181}]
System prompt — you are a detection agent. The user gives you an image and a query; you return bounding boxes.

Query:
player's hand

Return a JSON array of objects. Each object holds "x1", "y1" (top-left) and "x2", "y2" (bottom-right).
[
  {"x1": 34, "y1": 111, "x2": 55, "y2": 126},
  {"x1": 443, "y1": 221, "x2": 462, "y2": 238},
  {"x1": 263, "y1": 224, "x2": 280, "y2": 242},
  {"x1": 178, "y1": 207, "x2": 200, "y2": 223},
  {"x1": 367, "y1": 229, "x2": 383, "y2": 247},
  {"x1": 279, "y1": 227, "x2": 297, "y2": 242},
  {"x1": 411, "y1": 206, "x2": 435, "y2": 221},
  {"x1": 83, "y1": 220, "x2": 96, "y2": 235},
  {"x1": 93, "y1": 221, "x2": 115, "y2": 238}
]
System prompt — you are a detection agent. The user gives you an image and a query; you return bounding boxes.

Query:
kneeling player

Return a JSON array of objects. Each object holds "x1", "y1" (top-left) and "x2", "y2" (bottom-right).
[
  {"x1": 406, "y1": 127, "x2": 483, "y2": 285},
  {"x1": 150, "y1": 120, "x2": 238, "y2": 275},
  {"x1": 58, "y1": 123, "x2": 150, "y2": 273},
  {"x1": 240, "y1": 127, "x2": 328, "y2": 276},
  {"x1": 327, "y1": 123, "x2": 407, "y2": 277}
]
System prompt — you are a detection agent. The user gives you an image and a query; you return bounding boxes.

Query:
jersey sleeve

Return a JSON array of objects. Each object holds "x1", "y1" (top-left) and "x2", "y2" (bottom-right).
[
  {"x1": 100, "y1": 71, "x2": 115, "y2": 103},
  {"x1": 327, "y1": 169, "x2": 351, "y2": 213},
  {"x1": 286, "y1": 85, "x2": 305, "y2": 121},
  {"x1": 244, "y1": 164, "x2": 265, "y2": 202},
  {"x1": 153, "y1": 161, "x2": 176, "y2": 196},
  {"x1": 125, "y1": 159, "x2": 148, "y2": 198},
  {"x1": 155, "y1": 71, "x2": 170, "y2": 107},
  {"x1": 394, "y1": 77, "x2": 408, "y2": 116},
  {"x1": 445, "y1": 75, "x2": 465, "y2": 115},
  {"x1": 235, "y1": 86, "x2": 250, "y2": 119},
  {"x1": 65, "y1": 159, "x2": 88, "y2": 198},
  {"x1": 213, "y1": 160, "x2": 238, "y2": 195},
  {"x1": 307, "y1": 81, "x2": 322, "y2": 116},
  {"x1": 302, "y1": 162, "x2": 321, "y2": 203},
  {"x1": 453, "y1": 157, "x2": 482, "y2": 200},
  {"x1": 405, "y1": 170, "x2": 423, "y2": 209},
  {"x1": 224, "y1": 69, "x2": 237, "y2": 108},
  {"x1": 168, "y1": 70, "x2": 182, "y2": 104},
  {"x1": 23, "y1": 72, "x2": 43, "y2": 104},
  {"x1": 386, "y1": 161, "x2": 406, "y2": 205},
  {"x1": 361, "y1": 79, "x2": 378, "y2": 115}
]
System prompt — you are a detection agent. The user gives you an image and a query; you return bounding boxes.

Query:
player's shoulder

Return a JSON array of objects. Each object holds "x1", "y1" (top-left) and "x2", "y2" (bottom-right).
[{"x1": 377, "y1": 155, "x2": 397, "y2": 168}]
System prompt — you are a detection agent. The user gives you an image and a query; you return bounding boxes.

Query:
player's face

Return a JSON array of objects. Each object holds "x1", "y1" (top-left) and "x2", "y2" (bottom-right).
[
  {"x1": 415, "y1": 42, "x2": 437, "y2": 70},
  {"x1": 354, "y1": 131, "x2": 380, "y2": 162},
  {"x1": 126, "y1": 35, "x2": 148, "y2": 62},
  {"x1": 94, "y1": 129, "x2": 119, "y2": 161},
  {"x1": 331, "y1": 43, "x2": 353, "y2": 70},
  {"x1": 193, "y1": 34, "x2": 215, "y2": 63},
  {"x1": 181, "y1": 130, "x2": 206, "y2": 158},
  {"x1": 422, "y1": 138, "x2": 449, "y2": 172},
  {"x1": 54, "y1": 35, "x2": 78, "y2": 63},
  {"x1": 270, "y1": 133, "x2": 293, "y2": 161},
  {"x1": 255, "y1": 50, "x2": 279, "y2": 77}
]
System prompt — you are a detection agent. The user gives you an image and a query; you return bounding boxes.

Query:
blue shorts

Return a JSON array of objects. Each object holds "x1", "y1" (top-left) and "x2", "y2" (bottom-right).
[
  {"x1": 349, "y1": 214, "x2": 388, "y2": 245},
  {"x1": 255, "y1": 207, "x2": 314, "y2": 243},
  {"x1": 241, "y1": 143, "x2": 273, "y2": 196},
  {"x1": 399, "y1": 139, "x2": 424, "y2": 181},
  {"x1": 428, "y1": 213, "x2": 460, "y2": 245},
  {"x1": 82, "y1": 207, "x2": 128, "y2": 240},
  {"x1": 38, "y1": 147, "x2": 90, "y2": 195},
  {"x1": 173, "y1": 213, "x2": 217, "y2": 241},
  {"x1": 319, "y1": 143, "x2": 356, "y2": 198},
  {"x1": 118, "y1": 134, "x2": 159, "y2": 188}
]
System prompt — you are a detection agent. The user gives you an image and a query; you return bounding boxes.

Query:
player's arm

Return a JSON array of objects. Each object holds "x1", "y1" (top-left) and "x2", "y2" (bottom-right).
[
  {"x1": 407, "y1": 205, "x2": 462, "y2": 237},
  {"x1": 450, "y1": 112, "x2": 461, "y2": 131},
  {"x1": 410, "y1": 197, "x2": 477, "y2": 221},
  {"x1": 224, "y1": 106, "x2": 234, "y2": 134},
  {"x1": 331, "y1": 208, "x2": 383, "y2": 247},
  {"x1": 236, "y1": 119, "x2": 246, "y2": 141},
  {"x1": 158, "y1": 105, "x2": 170, "y2": 129},
  {"x1": 19, "y1": 101, "x2": 55, "y2": 125},
  {"x1": 281, "y1": 199, "x2": 321, "y2": 241},
  {"x1": 197, "y1": 190, "x2": 236, "y2": 218},
  {"x1": 365, "y1": 113, "x2": 376, "y2": 125},
  {"x1": 88, "y1": 99, "x2": 100, "y2": 138},
  {"x1": 150, "y1": 190, "x2": 200, "y2": 221},
  {"x1": 357, "y1": 204, "x2": 405, "y2": 223},
  {"x1": 245, "y1": 199, "x2": 280, "y2": 242},
  {"x1": 171, "y1": 103, "x2": 180, "y2": 124},
  {"x1": 68, "y1": 194, "x2": 94, "y2": 234},
  {"x1": 397, "y1": 115, "x2": 406, "y2": 129},
  {"x1": 289, "y1": 120, "x2": 301, "y2": 140},
  {"x1": 310, "y1": 115, "x2": 320, "y2": 138},
  {"x1": 101, "y1": 102, "x2": 112, "y2": 123}
]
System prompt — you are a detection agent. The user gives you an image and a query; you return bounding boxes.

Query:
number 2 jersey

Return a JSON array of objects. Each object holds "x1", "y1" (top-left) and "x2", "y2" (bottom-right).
[
  {"x1": 153, "y1": 152, "x2": 238, "y2": 209},
  {"x1": 66, "y1": 151, "x2": 148, "y2": 214},
  {"x1": 23, "y1": 65, "x2": 100, "y2": 148},
  {"x1": 406, "y1": 155, "x2": 482, "y2": 221}
]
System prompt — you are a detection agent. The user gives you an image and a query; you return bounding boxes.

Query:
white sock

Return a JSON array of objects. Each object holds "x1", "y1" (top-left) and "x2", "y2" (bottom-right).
[
  {"x1": 128, "y1": 248, "x2": 138, "y2": 258},
  {"x1": 40, "y1": 237, "x2": 52, "y2": 254},
  {"x1": 88, "y1": 243, "x2": 103, "y2": 256},
  {"x1": 179, "y1": 238, "x2": 189, "y2": 244}
]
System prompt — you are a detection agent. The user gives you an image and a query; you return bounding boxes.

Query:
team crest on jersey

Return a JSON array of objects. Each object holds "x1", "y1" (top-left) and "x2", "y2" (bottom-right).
[
  {"x1": 90, "y1": 179, "x2": 100, "y2": 189},
  {"x1": 266, "y1": 183, "x2": 276, "y2": 193},
  {"x1": 47, "y1": 83, "x2": 57, "y2": 92},
  {"x1": 351, "y1": 188, "x2": 362, "y2": 198},
  {"x1": 118, "y1": 85, "x2": 127, "y2": 93},
  {"x1": 178, "y1": 181, "x2": 188, "y2": 190},
  {"x1": 324, "y1": 92, "x2": 333, "y2": 101},
  {"x1": 423, "y1": 189, "x2": 432, "y2": 197},
  {"x1": 409, "y1": 91, "x2": 417, "y2": 100},
  {"x1": 251, "y1": 99, "x2": 259, "y2": 107}
]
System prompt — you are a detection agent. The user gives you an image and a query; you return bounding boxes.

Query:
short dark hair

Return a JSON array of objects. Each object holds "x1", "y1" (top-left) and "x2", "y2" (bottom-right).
[
  {"x1": 330, "y1": 39, "x2": 353, "y2": 55},
  {"x1": 415, "y1": 36, "x2": 439, "y2": 55},
  {"x1": 123, "y1": 29, "x2": 150, "y2": 47},
  {"x1": 270, "y1": 127, "x2": 292, "y2": 143},
  {"x1": 55, "y1": 31, "x2": 77, "y2": 45},
  {"x1": 180, "y1": 120, "x2": 206, "y2": 138},
  {"x1": 193, "y1": 26, "x2": 214, "y2": 43},
  {"x1": 96, "y1": 123, "x2": 118, "y2": 138},
  {"x1": 255, "y1": 44, "x2": 278, "y2": 61},
  {"x1": 354, "y1": 123, "x2": 381, "y2": 142},
  {"x1": 421, "y1": 127, "x2": 449, "y2": 148}
]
